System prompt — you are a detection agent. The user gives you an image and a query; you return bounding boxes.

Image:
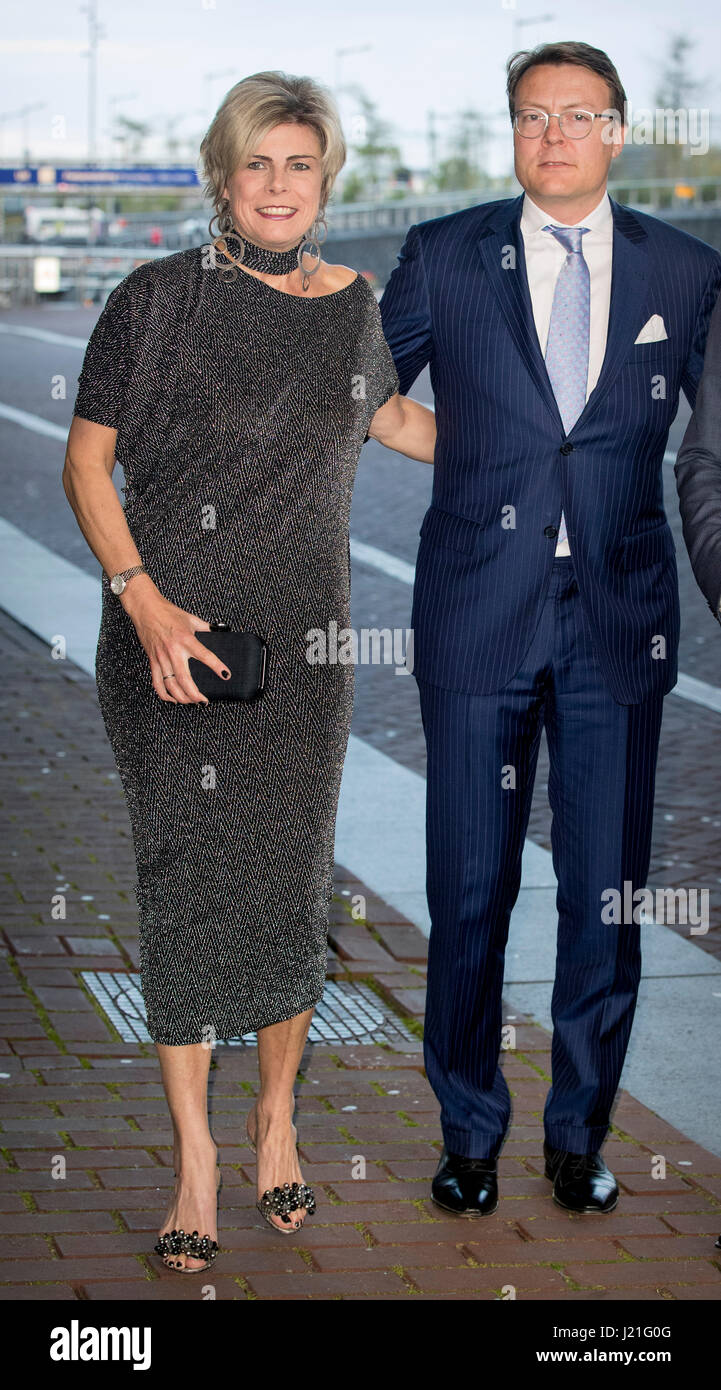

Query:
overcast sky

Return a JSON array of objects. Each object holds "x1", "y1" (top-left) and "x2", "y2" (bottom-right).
[{"x1": 2, "y1": 0, "x2": 720, "y2": 178}]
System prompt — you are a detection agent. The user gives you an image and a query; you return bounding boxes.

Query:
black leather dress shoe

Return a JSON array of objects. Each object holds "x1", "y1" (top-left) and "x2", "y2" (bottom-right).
[
  {"x1": 543, "y1": 1140, "x2": 618, "y2": 1213},
  {"x1": 430, "y1": 1146, "x2": 498, "y2": 1216}
]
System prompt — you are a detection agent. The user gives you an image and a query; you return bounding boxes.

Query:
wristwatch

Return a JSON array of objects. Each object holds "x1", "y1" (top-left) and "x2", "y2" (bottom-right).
[{"x1": 109, "y1": 564, "x2": 147, "y2": 596}]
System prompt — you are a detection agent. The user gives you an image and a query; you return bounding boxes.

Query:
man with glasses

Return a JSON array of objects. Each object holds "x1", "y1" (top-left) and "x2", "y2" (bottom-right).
[{"x1": 380, "y1": 41, "x2": 721, "y2": 1216}]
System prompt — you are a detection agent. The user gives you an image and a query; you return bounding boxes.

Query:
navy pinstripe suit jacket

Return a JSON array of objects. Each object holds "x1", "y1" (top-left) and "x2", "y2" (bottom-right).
[{"x1": 379, "y1": 194, "x2": 721, "y2": 703}]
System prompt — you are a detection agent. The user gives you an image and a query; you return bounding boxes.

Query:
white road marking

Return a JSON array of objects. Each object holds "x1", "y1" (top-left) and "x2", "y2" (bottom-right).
[
  {"x1": 350, "y1": 538, "x2": 416, "y2": 587},
  {"x1": 0, "y1": 322, "x2": 88, "y2": 350},
  {"x1": 673, "y1": 672, "x2": 721, "y2": 715},
  {"x1": 0, "y1": 398, "x2": 717, "y2": 713},
  {"x1": 352, "y1": 513, "x2": 721, "y2": 718},
  {"x1": 0, "y1": 402, "x2": 68, "y2": 440}
]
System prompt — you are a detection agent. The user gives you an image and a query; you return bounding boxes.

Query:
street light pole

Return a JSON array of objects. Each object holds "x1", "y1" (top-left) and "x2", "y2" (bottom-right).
[
  {"x1": 107, "y1": 93, "x2": 138, "y2": 163},
  {"x1": 80, "y1": 0, "x2": 103, "y2": 164},
  {"x1": 203, "y1": 70, "x2": 235, "y2": 117},
  {"x1": 334, "y1": 44, "x2": 372, "y2": 94},
  {"x1": 18, "y1": 103, "x2": 46, "y2": 164},
  {"x1": 511, "y1": 12, "x2": 555, "y2": 52},
  {"x1": 426, "y1": 110, "x2": 454, "y2": 184}
]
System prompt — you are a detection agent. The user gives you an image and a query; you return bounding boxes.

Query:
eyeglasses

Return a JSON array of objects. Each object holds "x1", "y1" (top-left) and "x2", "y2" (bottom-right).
[{"x1": 513, "y1": 108, "x2": 617, "y2": 139}]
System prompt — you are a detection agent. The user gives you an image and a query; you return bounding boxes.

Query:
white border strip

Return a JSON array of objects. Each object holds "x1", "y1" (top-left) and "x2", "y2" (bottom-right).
[{"x1": 0, "y1": 518, "x2": 101, "y2": 672}]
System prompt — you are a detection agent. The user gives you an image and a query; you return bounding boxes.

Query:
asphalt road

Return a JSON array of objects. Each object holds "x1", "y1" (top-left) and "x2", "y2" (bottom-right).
[{"x1": 0, "y1": 299, "x2": 720, "y2": 966}]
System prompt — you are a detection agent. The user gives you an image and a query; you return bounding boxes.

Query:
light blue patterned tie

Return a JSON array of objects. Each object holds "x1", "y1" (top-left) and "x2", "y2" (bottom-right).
[{"x1": 542, "y1": 224, "x2": 590, "y2": 548}]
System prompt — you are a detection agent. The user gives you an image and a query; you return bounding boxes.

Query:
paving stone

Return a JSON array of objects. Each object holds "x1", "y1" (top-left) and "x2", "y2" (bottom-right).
[
  {"x1": 326, "y1": 924, "x2": 395, "y2": 963},
  {"x1": 2, "y1": 605, "x2": 721, "y2": 1306},
  {"x1": 372, "y1": 926, "x2": 428, "y2": 962},
  {"x1": 0, "y1": 1256, "x2": 147, "y2": 1282},
  {"x1": 563, "y1": 1259, "x2": 721, "y2": 1288}
]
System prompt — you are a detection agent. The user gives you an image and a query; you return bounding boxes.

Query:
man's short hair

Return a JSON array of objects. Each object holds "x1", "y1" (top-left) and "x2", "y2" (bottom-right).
[{"x1": 506, "y1": 41, "x2": 627, "y2": 123}]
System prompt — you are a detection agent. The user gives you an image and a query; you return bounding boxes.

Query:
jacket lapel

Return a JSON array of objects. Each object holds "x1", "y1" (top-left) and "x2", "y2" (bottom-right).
[
  {"x1": 477, "y1": 195, "x2": 562, "y2": 430},
  {"x1": 476, "y1": 193, "x2": 649, "y2": 435},
  {"x1": 576, "y1": 197, "x2": 649, "y2": 429}
]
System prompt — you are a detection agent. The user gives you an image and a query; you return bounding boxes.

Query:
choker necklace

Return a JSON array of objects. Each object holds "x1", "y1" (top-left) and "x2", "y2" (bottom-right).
[{"x1": 214, "y1": 226, "x2": 304, "y2": 277}]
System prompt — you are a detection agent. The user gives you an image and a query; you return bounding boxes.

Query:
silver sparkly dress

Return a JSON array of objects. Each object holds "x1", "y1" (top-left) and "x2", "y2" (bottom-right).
[{"x1": 72, "y1": 246, "x2": 399, "y2": 1044}]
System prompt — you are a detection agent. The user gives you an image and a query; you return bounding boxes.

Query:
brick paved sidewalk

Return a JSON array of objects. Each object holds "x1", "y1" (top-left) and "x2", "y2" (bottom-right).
[{"x1": 1, "y1": 609, "x2": 721, "y2": 1301}]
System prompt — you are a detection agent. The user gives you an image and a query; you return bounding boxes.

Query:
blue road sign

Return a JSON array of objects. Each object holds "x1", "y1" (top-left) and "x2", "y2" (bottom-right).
[{"x1": 0, "y1": 167, "x2": 200, "y2": 187}]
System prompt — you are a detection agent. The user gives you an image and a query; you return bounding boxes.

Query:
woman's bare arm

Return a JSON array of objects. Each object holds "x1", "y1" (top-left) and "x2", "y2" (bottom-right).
[
  {"x1": 63, "y1": 416, "x2": 147, "y2": 576},
  {"x1": 63, "y1": 416, "x2": 231, "y2": 704}
]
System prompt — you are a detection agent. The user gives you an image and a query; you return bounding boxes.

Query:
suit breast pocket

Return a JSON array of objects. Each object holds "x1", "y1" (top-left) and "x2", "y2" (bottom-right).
[{"x1": 624, "y1": 344, "x2": 683, "y2": 365}]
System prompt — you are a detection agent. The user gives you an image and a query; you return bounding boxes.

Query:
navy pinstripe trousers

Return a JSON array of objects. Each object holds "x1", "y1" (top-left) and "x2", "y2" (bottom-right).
[{"x1": 417, "y1": 556, "x2": 664, "y2": 1158}]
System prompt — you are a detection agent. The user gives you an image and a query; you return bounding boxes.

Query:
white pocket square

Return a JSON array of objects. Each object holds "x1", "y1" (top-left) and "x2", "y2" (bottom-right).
[{"x1": 634, "y1": 314, "x2": 668, "y2": 344}]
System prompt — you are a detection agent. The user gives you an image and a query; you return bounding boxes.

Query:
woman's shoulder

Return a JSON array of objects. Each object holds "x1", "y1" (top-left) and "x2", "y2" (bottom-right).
[
  {"x1": 94, "y1": 248, "x2": 208, "y2": 347},
  {"x1": 124, "y1": 246, "x2": 200, "y2": 293},
  {"x1": 107, "y1": 247, "x2": 201, "y2": 314},
  {"x1": 320, "y1": 261, "x2": 359, "y2": 292},
  {"x1": 320, "y1": 263, "x2": 381, "y2": 313}
]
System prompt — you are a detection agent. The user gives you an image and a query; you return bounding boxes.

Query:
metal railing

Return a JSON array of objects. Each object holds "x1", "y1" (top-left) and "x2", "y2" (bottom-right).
[
  {"x1": 0, "y1": 177, "x2": 719, "y2": 307},
  {"x1": 324, "y1": 177, "x2": 721, "y2": 234},
  {"x1": 0, "y1": 246, "x2": 166, "y2": 307}
]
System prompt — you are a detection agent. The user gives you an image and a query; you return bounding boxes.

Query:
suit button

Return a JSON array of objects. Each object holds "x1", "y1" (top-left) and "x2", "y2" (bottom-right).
[
  {"x1": 544, "y1": 525, "x2": 558, "y2": 539},
  {"x1": 560, "y1": 442, "x2": 574, "y2": 455}
]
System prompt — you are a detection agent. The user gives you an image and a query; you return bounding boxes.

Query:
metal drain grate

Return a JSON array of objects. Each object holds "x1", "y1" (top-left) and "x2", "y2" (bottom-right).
[{"x1": 81, "y1": 971, "x2": 417, "y2": 1047}]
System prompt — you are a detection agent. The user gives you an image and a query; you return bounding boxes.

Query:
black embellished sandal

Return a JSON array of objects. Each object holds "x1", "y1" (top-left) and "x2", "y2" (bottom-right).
[
  {"x1": 154, "y1": 1163, "x2": 222, "y2": 1272},
  {"x1": 257, "y1": 1181, "x2": 316, "y2": 1233},
  {"x1": 246, "y1": 1114, "x2": 316, "y2": 1232}
]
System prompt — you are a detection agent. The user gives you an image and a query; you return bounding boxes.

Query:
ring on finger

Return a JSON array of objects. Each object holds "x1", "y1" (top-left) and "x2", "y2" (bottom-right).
[{"x1": 162, "y1": 672, "x2": 175, "y2": 681}]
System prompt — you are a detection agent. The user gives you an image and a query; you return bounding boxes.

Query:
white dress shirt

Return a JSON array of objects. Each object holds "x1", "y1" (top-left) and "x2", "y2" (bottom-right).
[{"x1": 519, "y1": 189, "x2": 614, "y2": 556}]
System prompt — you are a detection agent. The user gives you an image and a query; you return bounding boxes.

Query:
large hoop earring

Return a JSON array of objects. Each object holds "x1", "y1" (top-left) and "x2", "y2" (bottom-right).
[
  {"x1": 207, "y1": 198, "x2": 241, "y2": 282},
  {"x1": 207, "y1": 198, "x2": 234, "y2": 240},
  {"x1": 297, "y1": 211, "x2": 328, "y2": 291}
]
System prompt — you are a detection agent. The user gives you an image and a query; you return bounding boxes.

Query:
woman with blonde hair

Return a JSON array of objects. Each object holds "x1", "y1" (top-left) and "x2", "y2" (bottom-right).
[{"x1": 63, "y1": 70, "x2": 435, "y2": 1271}]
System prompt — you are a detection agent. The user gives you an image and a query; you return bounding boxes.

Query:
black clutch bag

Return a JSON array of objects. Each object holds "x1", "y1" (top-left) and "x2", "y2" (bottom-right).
[{"x1": 188, "y1": 623, "x2": 267, "y2": 701}]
